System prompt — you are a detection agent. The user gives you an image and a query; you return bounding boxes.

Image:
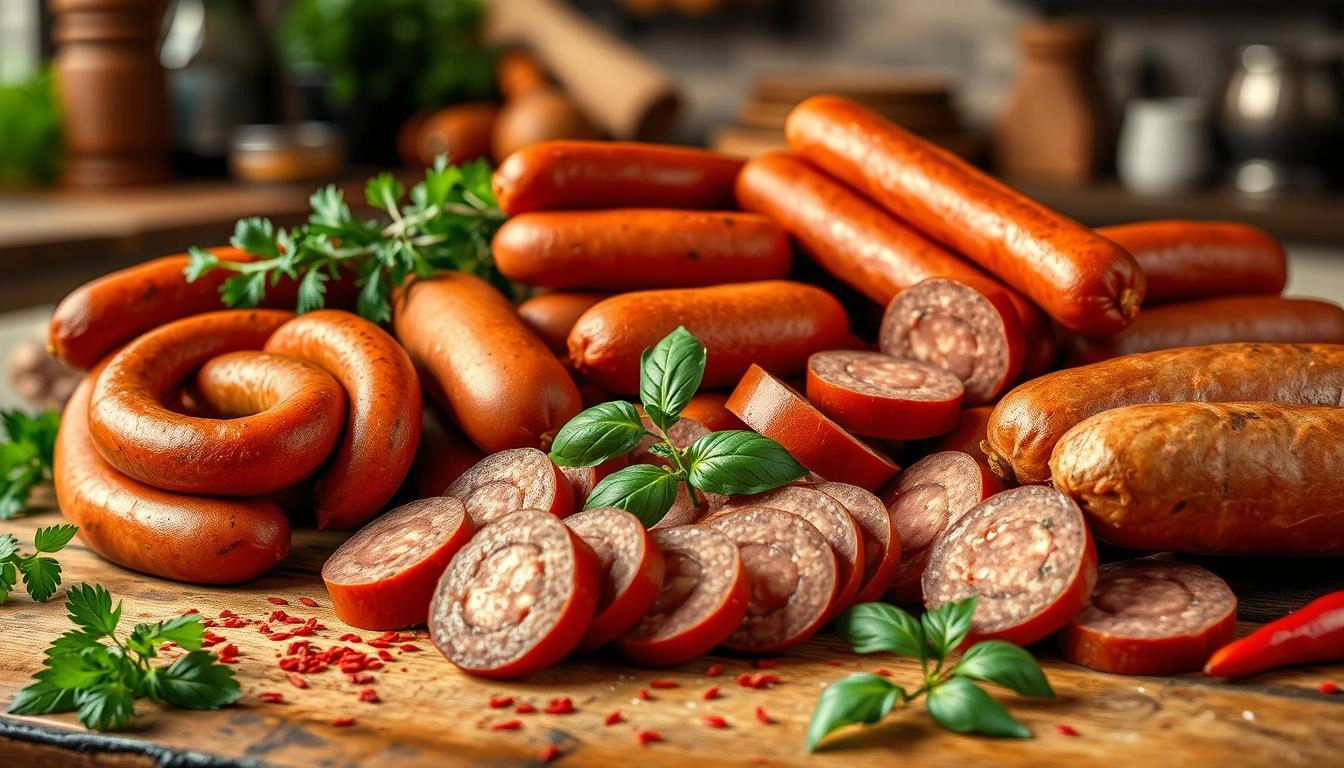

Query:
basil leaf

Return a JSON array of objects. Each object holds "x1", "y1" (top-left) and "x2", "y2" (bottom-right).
[
  {"x1": 954, "y1": 641, "x2": 1054, "y2": 698},
  {"x1": 159, "y1": 651, "x2": 241, "y2": 710},
  {"x1": 33, "y1": 523, "x2": 78, "y2": 553},
  {"x1": 805, "y1": 673, "x2": 904, "y2": 752},
  {"x1": 549, "y1": 401, "x2": 646, "y2": 468},
  {"x1": 925, "y1": 677, "x2": 1031, "y2": 738},
  {"x1": 639, "y1": 327, "x2": 705, "y2": 432},
  {"x1": 584, "y1": 464, "x2": 680, "y2": 527},
  {"x1": 834, "y1": 602, "x2": 926, "y2": 664},
  {"x1": 684, "y1": 430, "x2": 807, "y2": 496},
  {"x1": 922, "y1": 595, "x2": 976, "y2": 661}
]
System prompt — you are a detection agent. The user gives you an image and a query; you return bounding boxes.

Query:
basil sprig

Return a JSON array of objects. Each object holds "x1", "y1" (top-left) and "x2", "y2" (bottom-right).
[
  {"x1": 807, "y1": 597, "x2": 1053, "y2": 751},
  {"x1": 549, "y1": 327, "x2": 806, "y2": 527}
]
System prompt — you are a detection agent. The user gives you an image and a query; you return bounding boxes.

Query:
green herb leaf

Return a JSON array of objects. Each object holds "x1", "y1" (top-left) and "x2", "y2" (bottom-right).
[
  {"x1": 0, "y1": 409, "x2": 61, "y2": 519},
  {"x1": 18, "y1": 555, "x2": 61, "y2": 602},
  {"x1": 220, "y1": 272, "x2": 267, "y2": 309},
  {"x1": 0, "y1": 532, "x2": 16, "y2": 560},
  {"x1": 922, "y1": 596, "x2": 977, "y2": 660},
  {"x1": 65, "y1": 584, "x2": 120, "y2": 638},
  {"x1": 0, "y1": 560, "x2": 15, "y2": 604},
  {"x1": 954, "y1": 641, "x2": 1054, "y2": 698},
  {"x1": 584, "y1": 464, "x2": 680, "y2": 527},
  {"x1": 153, "y1": 615, "x2": 207, "y2": 652},
  {"x1": 925, "y1": 676, "x2": 1031, "y2": 738},
  {"x1": 158, "y1": 651, "x2": 241, "y2": 710},
  {"x1": 184, "y1": 247, "x2": 220, "y2": 283},
  {"x1": 806, "y1": 673, "x2": 905, "y2": 752},
  {"x1": 230, "y1": 217, "x2": 279, "y2": 258},
  {"x1": 33, "y1": 524, "x2": 78, "y2": 553},
  {"x1": 549, "y1": 401, "x2": 647, "y2": 468},
  {"x1": 834, "y1": 602, "x2": 927, "y2": 664},
  {"x1": 46, "y1": 629, "x2": 103, "y2": 660},
  {"x1": 638, "y1": 327, "x2": 706, "y2": 432},
  {"x1": 683, "y1": 431, "x2": 807, "y2": 496},
  {"x1": 8, "y1": 679, "x2": 78, "y2": 716},
  {"x1": 295, "y1": 269, "x2": 329, "y2": 314},
  {"x1": 74, "y1": 683, "x2": 137, "y2": 731},
  {"x1": 35, "y1": 645, "x2": 112, "y2": 690}
]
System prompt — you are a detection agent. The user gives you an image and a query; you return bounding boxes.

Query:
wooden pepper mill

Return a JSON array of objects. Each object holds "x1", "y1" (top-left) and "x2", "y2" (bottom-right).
[{"x1": 52, "y1": 0, "x2": 172, "y2": 187}]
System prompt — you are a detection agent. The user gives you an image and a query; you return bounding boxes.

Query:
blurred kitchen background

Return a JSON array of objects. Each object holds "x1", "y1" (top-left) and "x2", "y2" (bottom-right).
[{"x1": 1, "y1": 0, "x2": 1343, "y2": 319}]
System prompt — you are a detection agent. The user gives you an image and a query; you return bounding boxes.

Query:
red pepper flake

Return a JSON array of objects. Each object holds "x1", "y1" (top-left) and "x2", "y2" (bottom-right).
[
  {"x1": 705, "y1": 663, "x2": 723, "y2": 678},
  {"x1": 703, "y1": 686, "x2": 720, "y2": 700},
  {"x1": 1320, "y1": 681, "x2": 1340, "y2": 695},
  {"x1": 358, "y1": 688, "x2": 380, "y2": 703},
  {"x1": 217, "y1": 644, "x2": 241, "y2": 663},
  {"x1": 268, "y1": 610, "x2": 288, "y2": 623},
  {"x1": 181, "y1": 608, "x2": 200, "y2": 615},
  {"x1": 649, "y1": 679, "x2": 678, "y2": 689},
  {"x1": 286, "y1": 641, "x2": 310, "y2": 656},
  {"x1": 365, "y1": 660, "x2": 384, "y2": 670},
  {"x1": 257, "y1": 692, "x2": 285, "y2": 704},
  {"x1": 398, "y1": 644, "x2": 421, "y2": 652},
  {"x1": 754, "y1": 706, "x2": 772, "y2": 725},
  {"x1": 703, "y1": 714, "x2": 728, "y2": 729},
  {"x1": 604, "y1": 710, "x2": 624, "y2": 726},
  {"x1": 377, "y1": 631, "x2": 399, "y2": 642},
  {"x1": 753, "y1": 659, "x2": 777, "y2": 669},
  {"x1": 636, "y1": 688, "x2": 650, "y2": 700},
  {"x1": 219, "y1": 609, "x2": 235, "y2": 618},
  {"x1": 824, "y1": 659, "x2": 843, "y2": 667},
  {"x1": 221, "y1": 618, "x2": 247, "y2": 629},
  {"x1": 634, "y1": 729, "x2": 663, "y2": 746},
  {"x1": 268, "y1": 632, "x2": 293, "y2": 642},
  {"x1": 159, "y1": 641, "x2": 177, "y2": 652},
  {"x1": 544, "y1": 697, "x2": 575, "y2": 715},
  {"x1": 257, "y1": 624, "x2": 272, "y2": 635},
  {"x1": 367, "y1": 639, "x2": 392, "y2": 649},
  {"x1": 377, "y1": 649, "x2": 394, "y2": 661},
  {"x1": 338, "y1": 633, "x2": 362, "y2": 643},
  {"x1": 279, "y1": 657, "x2": 300, "y2": 672},
  {"x1": 298, "y1": 596, "x2": 319, "y2": 607},
  {"x1": 490, "y1": 719, "x2": 523, "y2": 732},
  {"x1": 515, "y1": 702, "x2": 537, "y2": 714},
  {"x1": 286, "y1": 672, "x2": 308, "y2": 689},
  {"x1": 875, "y1": 668, "x2": 893, "y2": 677},
  {"x1": 266, "y1": 597, "x2": 289, "y2": 605},
  {"x1": 736, "y1": 672, "x2": 780, "y2": 689},
  {"x1": 201, "y1": 631, "x2": 225, "y2": 648},
  {"x1": 537, "y1": 744, "x2": 562, "y2": 763},
  {"x1": 330, "y1": 717, "x2": 356, "y2": 728},
  {"x1": 489, "y1": 695, "x2": 515, "y2": 709},
  {"x1": 1055, "y1": 724, "x2": 1081, "y2": 737},
  {"x1": 200, "y1": 618, "x2": 217, "y2": 628},
  {"x1": 348, "y1": 672, "x2": 375, "y2": 685}
]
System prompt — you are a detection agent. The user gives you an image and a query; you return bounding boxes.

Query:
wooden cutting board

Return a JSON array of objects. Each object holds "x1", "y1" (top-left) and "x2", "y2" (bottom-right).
[{"x1": 1, "y1": 506, "x2": 1341, "y2": 767}]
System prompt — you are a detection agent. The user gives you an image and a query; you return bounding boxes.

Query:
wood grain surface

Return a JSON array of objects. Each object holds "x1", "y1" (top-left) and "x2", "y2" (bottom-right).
[{"x1": 1, "y1": 506, "x2": 1341, "y2": 768}]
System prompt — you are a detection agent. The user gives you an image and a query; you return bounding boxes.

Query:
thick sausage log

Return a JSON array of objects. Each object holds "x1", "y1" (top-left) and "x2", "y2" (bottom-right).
[
  {"x1": 1063, "y1": 296, "x2": 1344, "y2": 366},
  {"x1": 446, "y1": 448, "x2": 574, "y2": 528},
  {"x1": 322, "y1": 497, "x2": 475, "y2": 630},
  {"x1": 428, "y1": 509, "x2": 599, "y2": 678},
  {"x1": 1051, "y1": 402, "x2": 1344, "y2": 555},
  {"x1": 565, "y1": 508, "x2": 667, "y2": 651},
  {"x1": 88, "y1": 310, "x2": 348, "y2": 496},
  {"x1": 1060, "y1": 559, "x2": 1237, "y2": 676},
  {"x1": 394, "y1": 272, "x2": 582, "y2": 452},
  {"x1": 493, "y1": 210, "x2": 792, "y2": 291},
  {"x1": 1097, "y1": 220, "x2": 1286, "y2": 304},
  {"x1": 569, "y1": 280, "x2": 851, "y2": 393},
  {"x1": 806, "y1": 350, "x2": 964, "y2": 439},
  {"x1": 412, "y1": 405, "x2": 484, "y2": 499},
  {"x1": 56, "y1": 374, "x2": 290, "y2": 584},
  {"x1": 264, "y1": 310, "x2": 422, "y2": 529},
  {"x1": 679, "y1": 392, "x2": 746, "y2": 433},
  {"x1": 922, "y1": 485, "x2": 1097, "y2": 646},
  {"x1": 492, "y1": 140, "x2": 744, "y2": 216},
  {"x1": 726, "y1": 364, "x2": 899, "y2": 491},
  {"x1": 987, "y1": 342, "x2": 1344, "y2": 485},
  {"x1": 927, "y1": 406, "x2": 996, "y2": 474},
  {"x1": 517, "y1": 291, "x2": 610, "y2": 357},
  {"x1": 706, "y1": 507, "x2": 839, "y2": 652},
  {"x1": 811, "y1": 482, "x2": 902, "y2": 604},
  {"x1": 617, "y1": 525, "x2": 751, "y2": 667},
  {"x1": 786, "y1": 95, "x2": 1145, "y2": 335}
]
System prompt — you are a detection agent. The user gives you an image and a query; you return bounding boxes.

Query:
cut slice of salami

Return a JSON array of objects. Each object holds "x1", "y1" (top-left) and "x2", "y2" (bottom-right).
[
  {"x1": 650, "y1": 483, "x2": 725, "y2": 529},
  {"x1": 922, "y1": 485, "x2": 1098, "y2": 646},
  {"x1": 879, "y1": 277, "x2": 1027, "y2": 405},
  {"x1": 811, "y1": 481, "x2": 902, "y2": 605},
  {"x1": 447, "y1": 448, "x2": 574, "y2": 527},
  {"x1": 428, "y1": 509, "x2": 599, "y2": 678},
  {"x1": 565, "y1": 508, "x2": 667, "y2": 651},
  {"x1": 706, "y1": 507, "x2": 839, "y2": 652},
  {"x1": 806, "y1": 350, "x2": 964, "y2": 440},
  {"x1": 1060, "y1": 559, "x2": 1237, "y2": 676},
  {"x1": 617, "y1": 525, "x2": 751, "y2": 667},
  {"x1": 721, "y1": 486, "x2": 864, "y2": 619},
  {"x1": 322, "y1": 497, "x2": 475, "y2": 630},
  {"x1": 881, "y1": 451, "x2": 1002, "y2": 605},
  {"x1": 726, "y1": 363, "x2": 899, "y2": 491}
]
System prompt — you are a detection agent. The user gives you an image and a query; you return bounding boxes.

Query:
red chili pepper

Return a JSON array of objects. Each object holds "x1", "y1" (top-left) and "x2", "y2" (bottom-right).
[
  {"x1": 330, "y1": 717, "x2": 356, "y2": 727},
  {"x1": 267, "y1": 597, "x2": 289, "y2": 605},
  {"x1": 298, "y1": 597, "x2": 319, "y2": 607},
  {"x1": 286, "y1": 672, "x2": 308, "y2": 689},
  {"x1": 348, "y1": 673, "x2": 375, "y2": 685},
  {"x1": 515, "y1": 703, "x2": 537, "y2": 714},
  {"x1": 358, "y1": 688, "x2": 380, "y2": 703},
  {"x1": 257, "y1": 692, "x2": 285, "y2": 704},
  {"x1": 702, "y1": 686, "x2": 720, "y2": 700},
  {"x1": 754, "y1": 706, "x2": 771, "y2": 725},
  {"x1": 544, "y1": 697, "x2": 575, "y2": 715},
  {"x1": 875, "y1": 668, "x2": 893, "y2": 677},
  {"x1": 1056, "y1": 724, "x2": 1080, "y2": 737},
  {"x1": 398, "y1": 644, "x2": 421, "y2": 652},
  {"x1": 705, "y1": 663, "x2": 723, "y2": 678},
  {"x1": 1321, "y1": 681, "x2": 1340, "y2": 695},
  {"x1": 490, "y1": 719, "x2": 523, "y2": 732},
  {"x1": 648, "y1": 679, "x2": 678, "y2": 689},
  {"x1": 366, "y1": 660, "x2": 384, "y2": 670},
  {"x1": 604, "y1": 710, "x2": 623, "y2": 726},
  {"x1": 489, "y1": 695, "x2": 515, "y2": 709},
  {"x1": 636, "y1": 688, "x2": 650, "y2": 700},
  {"x1": 339, "y1": 633, "x2": 362, "y2": 643},
  {"x1": 269, "y1": 632, "x2": 293, "y2": 642},
  {"x1": 377, "y1": 650, "x2": 394, "y2": 661},
  {"x1": 1205, "y1": 590, "x2": 1344, "y2": 677},
  {"x1": 537, "y1": 744, "x2": 562, "y2": 763},
  {"x1": 634, "y1": 729, "x2": 663, "y2": 746},
  {"x1": 703, "y1": 714, "x2": 728, "y2": 729},
  {"x1": 367, "y1": 639, "x2": 392, "y2": 649}
]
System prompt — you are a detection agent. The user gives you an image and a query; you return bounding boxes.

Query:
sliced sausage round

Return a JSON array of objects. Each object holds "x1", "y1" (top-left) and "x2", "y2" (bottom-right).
[
  {"x1": 706, "y1": 507, "x2": 839, "y2": 653},
  {"x1": 1060, "y1": 559, "x2": 1237, "y2": 676},
  {"x1": 806, "y1": 350, "x2": 964, "y2": 440},
  {"x1": 879, "y1": 277, "x2": 1026, "y2": 405},
  {"x1": 322, "y1": 497, "x2": 475, "y2": 630},
  {"x1": 565, "y1": 508, "x2": 667, "y2": 651},
  {"x1": 446, "y1": 448, "x2": 574, "y2": 527},
  {"x1": 726, "y1": 363, "x2": 899, "y2": 492},
  {"x1": 881, "y1": 451, "x2": 1002, "y2": 605},
  {"x1": 617, "y1": 525, "x2": 751, "y2": 667},
  {"x1": 559, "y1": 454, "x2": 628, "y2": 509},
  {"x1": 428, "y1": 509, "x2": 600, "y2": 678},
  {"x1": 922, "y1": 486, "x2": 1098, "y2": 646},
  {"x1": 811, "y1": 481, "x2": 902, "y2": 605}
]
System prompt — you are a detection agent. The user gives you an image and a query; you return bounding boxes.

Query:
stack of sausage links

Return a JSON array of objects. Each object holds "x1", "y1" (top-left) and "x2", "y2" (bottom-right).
[{"x1": 46, "y1": 94, "x2": 1344, "y2": 681}]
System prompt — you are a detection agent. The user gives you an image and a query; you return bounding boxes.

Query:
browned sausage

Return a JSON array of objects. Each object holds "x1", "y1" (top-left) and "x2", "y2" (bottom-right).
[
  {"x1": 517, "y1": 291, "x2": 610, "y2": 357},
  {"x1": 416, "y1": 103, "x2": 499, "y2": 166},
  {"x1": 393, "y1": 272, "x2": 582, "y2": 452},
  {"x1": 786, "y1": 95, "x2": 1145, "y2": 335},
  {"x1": 1097, "y1": 220, "x2": 1287, "y2": 304},
  {"x1": 1051, "y1": 402, "x2": 1344, "y2": 555},
  {"x1": 446, "y1": 447, "x2": 574, "y2": 527},
  {"x1": 987, "y1": 342, "x2": 1344, "y2": 484},
  {"x1": 926, "y1": 406, "x2": 996, "y2": 473}
]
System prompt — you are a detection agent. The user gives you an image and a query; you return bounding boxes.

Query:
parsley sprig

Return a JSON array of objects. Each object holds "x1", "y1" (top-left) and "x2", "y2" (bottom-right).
[
  {"x1": 549, "y1": 327, "x2": 807, "y2": 527},
  {"x1": 807, "y1": 598, "x2": 1053, "y2": 751},
  {"x1": 0, "y1": 409, "x2": 60, "y2": 519},
  {"x1": 1, "y1": 523, "x2": 76, "y2": 603},
  {"x1": 186, "y1": 157, "x2": 509, "y2": 323},
  {"x1": 8, "y1": 584, "x2": 240, "y2": 730}
]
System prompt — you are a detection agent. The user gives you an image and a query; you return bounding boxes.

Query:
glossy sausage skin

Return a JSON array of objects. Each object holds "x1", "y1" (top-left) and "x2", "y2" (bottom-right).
[
  {"x1": 411, "y1": 404, "x2": 484, "y2": 499},
  {"x1": 1063, "y1": 295, "x2": 1344, "y2": 366},
  {"x1": 492, "y1": 140, "x2": 744, "y2": 216},
  {"x1": 88, "y1": 310, "x2": 347, "y2": 496},
  {"x1": 1097, "y1": 220, "x2": 1287, "y2": 304},
  {"x1": 987, "y1": 342, "x2": 1344, "y2": 484},
  {"x1": 785, "y1": 95, "x2": 1145, "y2": 335},
  {"x1": 56, "y1": 374, "x2": 290, "y2": 584},
  {"x1": 264, "y1": 310, "x2": 423, "y2": 529},
  {"x1": 517, "y1": 292, "x2": 610, "y2": 357},
  {"x1": 393, "y1": 272, "x2": 582, "y2": 453},
  {"x1": 569, "y1": 280, "x2": 851, "y2": 393},
  {"x1": 1051, "y1": 402, "x2": 1344, "y2": 555}
]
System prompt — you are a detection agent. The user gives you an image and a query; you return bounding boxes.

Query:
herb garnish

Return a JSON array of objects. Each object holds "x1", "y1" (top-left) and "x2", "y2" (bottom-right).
[
  {"x1": 0, "y1": 523, "x2": 76, "y2": 603},
  {"x1": 0, "y1": 409, "x2": 60, "y2": 519}
]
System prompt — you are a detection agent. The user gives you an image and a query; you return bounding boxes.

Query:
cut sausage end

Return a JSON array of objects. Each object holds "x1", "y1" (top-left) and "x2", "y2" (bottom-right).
[
  {"x1": 565, "y1": 508, "x2": 667, "y2": 651},
  {"x1": 806, "y1": 350, "x2": 964, "y2": 440},
  {"x1": 448, "y1": 447, "x2": 574, "y2": 527},
  {"x1": 810, "y1": 481, "x2": 901, "y2": 605}
]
